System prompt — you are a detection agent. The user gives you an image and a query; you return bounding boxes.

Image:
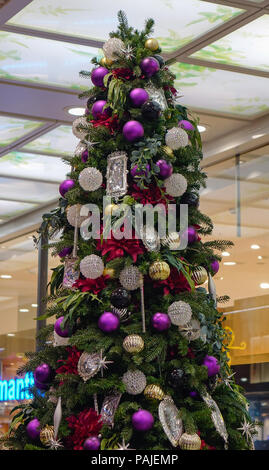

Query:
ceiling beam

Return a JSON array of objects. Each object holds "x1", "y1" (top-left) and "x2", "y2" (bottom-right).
[
  {"x1": 0, "y1": 173, "x2": 61, "y2": 184},
  {"x1": 0, "y1": 0, "x2": 33, "y2": 25}
]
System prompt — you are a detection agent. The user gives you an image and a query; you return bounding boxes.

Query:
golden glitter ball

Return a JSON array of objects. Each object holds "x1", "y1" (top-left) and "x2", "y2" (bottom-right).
[
  {"x1": 162, "y1": 145, "x2": 174, "y2": 157},
  {"x1": 144, "y1": 384, "x2": 165, "y2": 400},
  {"x1": 100, "y1": 56, "x2": 114, "y2": 67},
  {"x1": 123, "y1": 334, "x2": 144, "y2": 353},
  {"x1": 40, "y1": 425, "x2": 54, "y2": 446},
  {"x1": 145, "y1": 38, "x2": 159, "y2": 51},
  {"x1": 104, "y1": 203, "x2": 119, "y2": 216},
  {"x1": 103, "y1": 267, "x2": 116, "y2": 278},
  {"x1": 149, "y1": 261, "x2": 170, "y2": 280},
  {"x1": 179, "y1": 433, "x2": 201, "y2": 450},
  {"x1": 191, "y1": 266, "x2": 207, "y2": 285}
]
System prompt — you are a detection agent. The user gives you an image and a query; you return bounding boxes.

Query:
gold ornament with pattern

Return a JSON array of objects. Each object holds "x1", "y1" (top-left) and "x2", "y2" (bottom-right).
[
  {"x1": 191, "y1": 266, "x2": 207, "y2": 285},
  {"x1": 100, "y1": 56, "x2": 113, "y2": 67},
  {"x1": 145, "y1": 38, "x2": 159, "y2": 51},
  {"x1": 144, "y1": 384, "x2": 165, "y2": 400},
  {"x1": 179, "y1": 433, "x2": 201, "y2": 450},
  {"x1": 104, "y1": 203, "x2": 119, "y2": 216},
  {"x1": 40, "y1": 425, "x2": 54, "y2": 446},
  {"x1": 103, "y1": 267, "x2": 116, "y2": 278},
  {"x1": 149, "y1": 261, "x2": 170, "y2": 280},
  {"x1": 123, "y1": 334, "x2": 144, "y2": 353},
  {"x1": 162, "y1": 145, "x2": 174, "y2": 158}
]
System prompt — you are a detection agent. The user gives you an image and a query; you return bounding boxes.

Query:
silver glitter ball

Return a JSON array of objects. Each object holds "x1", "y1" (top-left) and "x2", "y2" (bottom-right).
[
  {"x1": 78, "y1": 167, "x2": 103, "y2": 192},
  {"x1": 164, "y1": 173, "x2": 187, "y2": 197},
  {"x1": 72, "y1": 116, "x2": 90, "y2": 140},
  {"x1": 66, "y1": 204, "x2": 89, "y2": 227},
  {"x1": 119, "y1": 266, "x2": 141, "y2": 291},
  {"x1": 103, "y1": 37, "x2": 125, "y2": 60},
  {"x1": 168, "y1": 300, "x2": 192, "y2": 326},
  {"x1": 122, "y1": 369, "x2": 147, "y2": 395},
  {"x1": 165, "y1": 127, "x2": 189, "y2": 150},
  {"x1": 80, "y1": 254, "x2": 104, "y2": 279},
  {"x1": 179, "y1": 318, "x2": 201, "y2": 341}
]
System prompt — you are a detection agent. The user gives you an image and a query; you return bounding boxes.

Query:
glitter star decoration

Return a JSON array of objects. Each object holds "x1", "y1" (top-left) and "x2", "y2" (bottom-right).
[
  {"x1": 222, "y1": 372, "x2": 236, "y2": 391},
  {"x1": 120, "y1": 44, "x2": 134, "y2": 61},
  {"x1": 99, "y1": 349, "x2": 114, "y2": 377},
  {"x1": 117, "y1": 438, "x2": 135, "y2": 450},
  {"x1": 237, "y1": 416, "x2": 257, "y2": 445},
  {"x1": 48, "y1": 438, "x2": 64, "y2": 450},
  {"x1": 83, "y1": 138, "x2": 99, "y2": 151}
]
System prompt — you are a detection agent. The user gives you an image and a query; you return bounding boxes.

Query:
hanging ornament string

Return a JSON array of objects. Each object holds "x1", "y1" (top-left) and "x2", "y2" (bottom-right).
[{"x1": 139, "y1": 274, "x2": 146, "y2": 333}]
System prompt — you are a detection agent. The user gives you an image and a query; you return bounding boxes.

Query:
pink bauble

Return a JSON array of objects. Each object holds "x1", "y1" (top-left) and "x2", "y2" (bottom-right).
[
  {"x1": 211, "y1": 259, "x2": 220, "y2": 274},
  {"x1": 26, "y1": 418, "x2": 40, "y2": 440},
  {"x1": 91, "y1": 100, "x2": 111, "y2": 119},
  {"x1": 129, "y1": 88, "x2": 149, "y2": 107},
  {"x1": 59, "y1": 179, "x2": 75, "y2": 197},
  {"x1": 178, "y1": 120, "x2": 195, "y2": 131},
  {"x1": 140, "y1": 57, "x2": 160, "y2": 77},
  {"x1": 152, "y1": 312, "x2": 171, "y2": 331},
  {"x1": 203, "y1": 355, "x2": 220, "y2": 377},
  {"x1": 54, "y1": 316, "x2": 69, "y2": 337},
  {"x1": 156, "y1": 159, "x2": 173, "y2": 179},
  {"x1": 83, "y1": 436, "x2": 101, "y2": 450},
  {"x1": 123, "y1": 120, "x2": 144, "y2": 142},
  {"x1": 98, "y1": 312, "x2": 120, "y2": 333},
  {"x1": 132, "y1": 409, "x2": 154, "y2": 431},
  {"x1": 91, "y1": 67, "x2": 109, "y2": 87}
]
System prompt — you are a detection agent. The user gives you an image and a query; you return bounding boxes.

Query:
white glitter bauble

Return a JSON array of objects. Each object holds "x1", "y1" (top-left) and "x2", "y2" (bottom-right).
[
  {"x1": 78, "y1": 167, "x2": 103, "y2": 192},
  {"x1": 122, "y1": 370, "x2": 147, "y2": 395},
  {"x1": 74, "y1": 141, "x2": 87, "y2": 157},
  {"x1": 80, "y1": 254, "x2": 104, "y2": 279},
  {"x1": 66, "y1": 204, "x2": 89, "y2": 227},
  {"x1": 72, "y1": 116, "x2": 90, "y2": 140},
  {"x1": 103, "y1": 37, "x2": 125, "y2": 60},
  {"x1": 161, "y1": 232, "x2": 181, "y2": 250},
  {"x1": 165, "y1": 127, "x2": 189, "y2": 150},
  {"x1": 168, "y1": 301, "x2": 192, "y2": 326},
  {"x1": 164, "y1": 173, "x2": 187, "y2": 197},
  {"x1": 119, "y1": 266, "x2": 141, "y2": 291}
]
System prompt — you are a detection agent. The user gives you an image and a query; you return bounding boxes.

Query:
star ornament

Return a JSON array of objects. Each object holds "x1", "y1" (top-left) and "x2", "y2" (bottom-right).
[
  {"x1": 237, "y1": 417, "x2": 257, "y2": 443},
  {"x1": 48, "y1": 438, "x2": 64, "y2": 450},
  {"x1": 117, "y1": 438, "x2": 135, "y2": 450},
  {"x1": 99, "y1": 349, "x2": 114, "y2": 377},
  {"x1": 83, "y1": 138, "x2": 99, "y2": 151},
  {"x1": 120, "y1": 45, "x2": 134, "y2": 61}
]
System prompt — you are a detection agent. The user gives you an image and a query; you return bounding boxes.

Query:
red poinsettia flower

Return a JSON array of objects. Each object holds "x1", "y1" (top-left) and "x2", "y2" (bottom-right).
[
  {"x1": 112, "y1": 68, "x2": 134, "y2": 80},
  {"x1": 56, "y1": 346, "x2": 81, "y2": 377},
  {"x1": 66, "y1": 408, "x2": 103, "y2": 450},
  {"x1": 72, "y1": 275, "x2": 110, "y2": 294},
  {"x1": 130, "y1": 183, "x2": 174, "y2": 208},
  {"x1": 90, "y1": 115, "x2": 120, "y2": 134},
  {"x1": 186, "y1": 347, "x2": 195, "y2": 359},
  {"x1": 198, "y1": 431, "x2": 216, "y2": 450},
  {"x1": 96, "y1": 229, "x2": 145, "y2": 263},
  {"x1": 152, "y1": 267, "x2": 191, "y2": 295}
]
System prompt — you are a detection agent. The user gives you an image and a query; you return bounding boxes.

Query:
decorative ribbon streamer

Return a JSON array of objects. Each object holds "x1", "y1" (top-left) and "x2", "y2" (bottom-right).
[
  {"x1": 139, "y1": 274, "x2": 146, "y2": 333},
  {"x1": 208, "y1": 273, "x2": 217, "y2": 306},
  {"x1": 201, "y1": 391, "x2": 229, "y2": 449},
  {"x1": 53, "y1": 396, "x2": 62, "y2": 440}
]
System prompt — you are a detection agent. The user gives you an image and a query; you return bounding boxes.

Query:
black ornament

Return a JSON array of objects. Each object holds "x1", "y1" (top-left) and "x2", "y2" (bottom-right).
[
  {"x1": 180, "y1": 192, "x2": 200, "y2": 209},
  {"x1": 154, "y1": 54, "x2": 165, "y2": 67},
  {"x1": 111, "y1": 288, "x2": 131, "y2": 309},
  {"x1": 168, "y1": 369, "x2": 185, "y2": 389},
  {"x1": 86, "y1": 94, "x2": 104, "y2": 108},
  {"x1": 141, "y1": 100, "x2": 162, "y2": 120}
]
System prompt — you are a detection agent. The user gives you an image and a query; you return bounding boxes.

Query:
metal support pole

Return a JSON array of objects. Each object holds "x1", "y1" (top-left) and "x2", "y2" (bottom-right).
[
  {"x1": 235, "y1": 154, "x2": 241, "y2": 238},
  {"x1": 36, "y1": 232, "x2": 48, "y2": 351}
]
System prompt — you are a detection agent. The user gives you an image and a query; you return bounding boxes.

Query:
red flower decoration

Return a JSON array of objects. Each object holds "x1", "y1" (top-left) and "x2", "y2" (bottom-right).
[
  {"x1": 96, "y1": 229, "x2": 145, "y2": 263},
  {"x1": 112, "y1": 68, "x2": 134, "y2": 80},
  {"x1": 198, "y1": 431, "x2": 216, "y2": 450},
  {"x1": 66, "y1": 408, "x2": 103, "y2": 450},
  {"x1": 73, "y1": 275, "x2": 109, "y2": 295},
  {"x1": 90, "y1": 115, "x2": 120, "y2": 134},
  {"x1": 186, "y1": 347, "x2": 195, "y2": 359},
  {"x1": 56, "y1": 346, "x2": 81, "y2": 377},
  {"x1": 130, "y1": 183, "x2": 174, "y2": 208},
  {"x1": 152, "y1": 267, "x2": 191, "y2": 295}
]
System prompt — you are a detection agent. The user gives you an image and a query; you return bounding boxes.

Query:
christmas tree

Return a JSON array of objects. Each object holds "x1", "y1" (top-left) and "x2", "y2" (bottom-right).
[{"x1": 6, "y1": 12, "x2": 256, "y2": 451}]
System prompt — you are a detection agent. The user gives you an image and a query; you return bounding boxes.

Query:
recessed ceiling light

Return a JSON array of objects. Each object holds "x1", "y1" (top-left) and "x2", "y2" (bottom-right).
[
  {"x1": 66, "y1": 106, "x2": 85, "y2": 116},
  {"x1": 258, "y1": 256, "x2": 263, "y2": 260},
  {"x1": 240, "y1": 377, "x2": 248, "y2": 382},
  {"x1": 260, "y1": 283, "x2": 269, "y2": 289},
  {"x1": 222, "y1": 251, "x2": 230, "y2": 257},
  {"x1": 0, "y1": 274, "x2": 12, "y2": 279},
  {"x1": 251, "y1": 244, "x2": 260, "y2": 250},
  {"x1": 19, "y1": 308, "x2": 29, "y2": 313},
  {"x1": 197, "y1": 125, "x2": 206, "y2": 133},
  {"x1": 252, "y1": 133, "x2": 265, "y2": 140},
  {"x1": 31, "y1": 303, "x2": 38, "y2": 308},
  {"x1": 7, "y1": 333, "x2": 15, "y2": 337},
  {"x1": 223, "y1": 261, "x2": 236, "y2": 266}
]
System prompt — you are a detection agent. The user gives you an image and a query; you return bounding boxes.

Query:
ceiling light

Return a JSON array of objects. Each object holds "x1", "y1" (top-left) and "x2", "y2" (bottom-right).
[
  {"x1": 220, "y1": 277, "x2": 224, "y2": 280},
  {"x1": 67, "y1": 107, "x2": 85, "y2": 116},
  {"x1": 258, "y1": 256, "x2": 263, "y2": 260},
  {"x1": 197, "y1": 125, "x2": 206, "y2": 133},
  {"x1": 240, "y1": 377, "x2": 248, "y2": 382},
  {"x1": 252, "y1": 133, "x2": 265, "y2": 139},
  {"x1": 251, "y1": 244, "x2": 260, "y2": 250},
  {"x1": 7, "y1": 333, "x2": 15, "y2": 337},
  {"x1": 222, "y1": 251, "x2": 230, "y2": 257},
  {"x1": 19, "y1": 308, "x2": 29, "y2": 313},
  {"x1": 0, "y1": 274, "x2": 12, "y2": 279},
  {"x1": 31, "y1": 303, "x2": 38, "y2": 308},
  {"x1": 223, "y1": 261, "x2": 236, "y2": 266},
  {"x1": 260, "y1": 283, "x2": 269, "y2": 289}
]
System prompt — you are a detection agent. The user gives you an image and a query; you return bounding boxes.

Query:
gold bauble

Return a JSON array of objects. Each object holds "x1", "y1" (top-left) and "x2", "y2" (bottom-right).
[
  {"x1": 162, "y1": 232, "x2": 181, "y2": 250},
  {"x1": 179, "y1": 433, "x2": 201, "y2": 450},
  {"x1": 100, "y1": 56, "x2": 113, "y2": 67},
  {"x1": 162, "y1": 145, "x2": 174, "y2": 157},
  {"x1": 103, "y1": 267, "x2": 116, "y2": 278},
  {"x1": 144, "y1": 384, "x2": 165, "y2": 400},
  {"x1": 149, "y1": 261, "x2": 170, "y2": 280},
  {"x1": 123, "y1": 334, "x2": 144, "y2": 353},
  {"x1": 40, "y1": 425, "x2": 54, "y2": 446},
  {"x1": 104, "y1": 203, "x2": 119, "y2": 216},
  {"x1": 145, "y1": 38, "x2": 159, "y2": 51},
  {"x1": 191, "y1": 266, "x2": 207, "y2": 285}
]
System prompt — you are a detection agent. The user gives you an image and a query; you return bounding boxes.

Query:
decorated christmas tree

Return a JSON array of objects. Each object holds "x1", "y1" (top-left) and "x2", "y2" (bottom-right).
[{"x1": 6, "y1": 12, "x2": 256, "y2": 451}]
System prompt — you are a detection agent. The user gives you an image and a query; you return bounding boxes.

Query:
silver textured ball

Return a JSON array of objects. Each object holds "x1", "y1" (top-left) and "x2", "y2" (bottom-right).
[
  {"x1": 66, "y1": 204, "x2": 89, "y2": 227},
  {"x1": 78, "y1": 167, "x2": 103, "y2": 192},
  {"x1": 122, "y1": 369, "x2": 147, "y2": 395},
  {"x1": 103, "y1": 37, "x2": 125, "y2": 60},
  {"x1": 80, "y1": 254, "x2": 104, "y2": 279},
  {"x1": 74, "y1": 141, "x2": 87, "y2": 157},
  {"x1": 164, "y1": 173, "x2": 187, "y2": 197},
  {"x1": 165, "y1": 127, "x2": 189, "y2": 150},
  {"x1": 72, "y1": 116, "x2": 90, "y2": 140},
  {"x1": 119, "y1": 266, "x2": 141, "y2": 291},
  {"x1": 161, "y1": 232, "x2": 181, "y2": 250},
  {"x1": 168, "y1": 300, "x2": 192, "y2": 326}
]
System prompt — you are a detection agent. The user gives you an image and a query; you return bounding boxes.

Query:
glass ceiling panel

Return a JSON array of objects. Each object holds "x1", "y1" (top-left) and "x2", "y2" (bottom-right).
[
  {"x1": 0, "y1": 31, "x2": 97, "y2": 89},
  {"x1": 0, "y1": 116, "x2": 42, "y2": 148},
  {"x1": 7, "y1": 0, "x2": 243, "y2": 53},
  {"x1": 22, "y1": 125, "x2": 78, "y2": 156},
  {"x1": 0, "y1": 152, "x2": 69, "y2": 183},
  {"x1": 170, "y1": 62, "x2": 269, "y2": 116},
  {"x1": 191, "y1": 15, "x2": 269, "y2": 72},
  {"x1": 0, "y1": 199, "x2": 37, "y2": 222},
  {"x1": 0, "y1": 176, "x2": 59, "y2": 204}
]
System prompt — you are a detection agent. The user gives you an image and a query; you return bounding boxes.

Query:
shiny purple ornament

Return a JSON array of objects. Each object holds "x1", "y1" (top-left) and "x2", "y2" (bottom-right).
[
  {"x1": 91, "y1": 66, "x2": 109, "y2": 87},
  {"x1": 81, "y1": 150, "x2": 89, "y2": 163},
  {"x1": 132, "y1": 409, "x2": 154, "y2": 431},
  {"x1": 54, "y1": 316, "x2": 69, "y2": 337},
  {"x1": 98, "y1": 311, "x2": 120, "y2": 333},
  {"x1": 140, "y1": 57, "x2": 160, "y2": 77},
  {"x1": 35, "y1": 379, "x2": 49, "y2": 391},
  {"x1": 123, "y1": 120, "x2": 144, "y2": 142},
  {"x1": 59, "y1": 179, "x2": 75, "y2": 198},
  {"x1": 178, "y1": 120, "x2": 195, "y2": 131},
  {"x1": 211, "y1": 259, "x2": 220, "y2": 274},
  {"x1": 83, "y1": 436, "x2": 101, "y2": 450},
  {"x1": 203, "y1": 355, "x2": 220, "y2": 377},
  {"x1": 26, "y1": 418, "x2": 40, "y2": 440},
  {"x1": 131, "y1": 163, "x2": 150, "y2": 178},
  {"x1": 156, "y1": 159, "x2": 173, "y2": 179},
  {"x1": 189, "y1": 391, "x2": 198, "y2": 398},
  {"x1": 91, "y1": 100, "x2": 110, "y2": 119},
  {"x1": 34, "y1": 363, "x2": 51, "y2": 383},
  {"x1": 152, "y1": 312, "x2": 171, "y2": 331},
  {"x1": 58, "y1": 246, "x2": 72, "y2": 258},
  {"x1": 182, "y1": 226, "x2": 198, "y2": 244},
  {"x1": 129, "y1": 88, "x2": 149, "y2": 107}
]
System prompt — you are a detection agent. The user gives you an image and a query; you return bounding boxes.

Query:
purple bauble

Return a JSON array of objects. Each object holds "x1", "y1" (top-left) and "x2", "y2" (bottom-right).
[
  {"x1": 81, "y1": 149, "x2": 89, "y2": 163},
  {"x1": 34, "y1": 363, "x2": 51, "y2": 383},
  {"x1": 26, "y1": 418, "x2": 40, "y2": 440},
  {"x1": 35, "y1": 379, "x2": 49, "y2": 391},
  {"x1": 123, "y1": 120, "x2": 144, "y2": 142},
  {"x1": 54, "y1": 316, "x2": 69, "y2": 338},
  {"x1": 98, "y1": 312, "x2": 120, "y2": 333},
  {"x1": 182, "y1": 226, "x2": 198, "y2": 244},
  {"x1": 156, "y1": 159, "x2": 173, "y2": 179},
  {"x1": 91, "y1": 100, "x2": 110, "y2": 119},
  {"x1": 152, "y1": 312, "x2": 171, "y2": 331},
  {"x1": 140, "y1": 57, "x2": 160, "y2": 77},
  {"x1": 83, "y1": 436, "x2": 100, "y2": 450},
  {"x1": 178, "y1": 120, "x2": 195, "y2": 131},
  {"x1": 189, "y1": 391, "x2": 198, "y2": 398},
  {"x1": 132, "y1": 410, "x2": 154, "y2": 431},
  {"x1": 129, "y1": 88, "x2": 149, "y2": 107},
  {"x1": 59, "y1": 179, "x2": 75, "y2": 198},
  {"x1": 131, "y1": 163, "x2": 150, "y2": 178},
  {"x1": 203, "y1": 355, "x2": 220, "y2": 377},
  {"x1": 211, "y1": 259, "x2": 220, "y2": 274},
  {"x1": 58, "y1": 246, "x2": 72, "y2": 258},
  {"x1": 91, "y1": 66, "x2": 109, "y2": 87}
]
